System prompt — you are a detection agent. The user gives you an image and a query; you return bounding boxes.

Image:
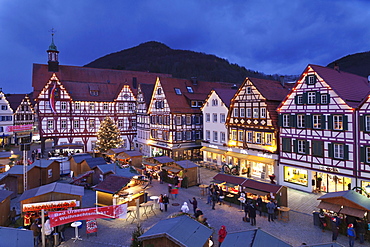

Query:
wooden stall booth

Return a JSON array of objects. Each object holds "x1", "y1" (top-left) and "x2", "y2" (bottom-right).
[
  {"x1": 144, "y1": 156, "x2": 175, "y2": 181},
  {"x1": 211, "y1": 174, "x2": 247, "y2": 204},
  {"x1": 116, "y1": 150, "x2": 143, "y2": 168},
  {"x1": 0, "y1": 173, "x2": 18, "y2": 198},
  {"x1": 93, "y1": 174, "x2": 145, "y2": 207},
  {"x1": 161, "y1": 160, "x2": 199, "y2": 187},
  {"x1": 0, "y1": 190, "x2": 13, "y2": 226}
]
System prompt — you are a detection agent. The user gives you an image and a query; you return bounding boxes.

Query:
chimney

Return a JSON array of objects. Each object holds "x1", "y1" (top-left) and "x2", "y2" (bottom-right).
[
  {"x1": 334, "y1": 63, "x2": 339, "y2": 71},
  {"x1": 191, "y1": 77, "x2": 198, "y2": 85},
  {"x1": 280, "y1": 75, "x2": 285, "y2": 87}
]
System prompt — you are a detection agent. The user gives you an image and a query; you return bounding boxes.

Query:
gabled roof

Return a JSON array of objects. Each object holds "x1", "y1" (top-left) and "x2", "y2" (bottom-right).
[
  {"x1": 222, "y1": 229, "x2": 292, "y2": 247},
  {"x1": 32, "y1": 64, "x2": 171, "y2": 100},
  {"x1": 318, "y1": 190, "x2": 370, "y2": 211},
  {"x1": 213, "y1": 88, "x2": 238, "y2": 107},
  {"x1": 93, "y1": 174, "x2": 131, "y2": 194},
  {"x1": 5, "y1": 94, "x2": 27, "y2": 112},
  {"x1": 247, "y1": 77, "x2": 294, "y2": 101},
  {"x1": 95, "y1": 164, "x2": 139, "y2": 177},
  {"x1": 152, "y1": 156, "x2": 175, "y2": 164},
  {"x1": 108, "y1": 148, "x2": 127, "y2": 154},
  {"x1": 19, "y1": 182, "x2": 84, "y2": 202},
  {"x1": 33, "y1": 159, "x2": 59, "y2": 168},
  {"x1": 213, "y1": 174, "x2": 247, "y2": 186},
  {"x1": 84, "y1": 157, "x2": 107, "y2": 169},
  {"x1": 70, "y1": 153, "x2": 93, "y2": 163},
  {"x1": 158, "y1": 77, "x2": 234, "y2": 114},
  {"x1": 305, "y1": 64, "x2": 370, "y2": 108},
  {"x1": 7, "y1": 164, "x2": 37, "y2": 175},
  {"x1": 175, "y1": 160, "x2": 198, "y2": 169},
  {"x1": 0, "y1": 190, "x2": 13, "y2": 202},
  {"x1": 139, "y1": 83, "x2": 155, "y2": 108},
  {"x1": 0, "y1": 152, "x2": 12, "y2": 159},
  {"x1": 138, "y1": 215, "x2": 212, "y2": 247}
]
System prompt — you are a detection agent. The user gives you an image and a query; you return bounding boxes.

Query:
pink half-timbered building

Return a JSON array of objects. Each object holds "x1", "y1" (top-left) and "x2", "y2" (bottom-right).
[
  {"x1": 278, "y1": 64, "x2": 370, "y2": 193},
  {"x1": 32, "y1": 36, "x2": 170, "y2": 154},
  {"x1": 358, "y1": 93, "x2": 370, "y2": 187}
]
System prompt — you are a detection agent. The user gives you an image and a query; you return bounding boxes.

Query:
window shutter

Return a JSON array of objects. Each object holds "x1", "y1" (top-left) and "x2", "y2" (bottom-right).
[
  {"x1": 182, "y1": 131, "x2": 186, "y2": 140},
  {"x1": 360, "y1": 147, "x2": 366, "y2": 163},
  {"x1": 344, "y1": 145, "x2": 349, "y2": 160},
  {"x1": 321, "y1": 114, "x2": 326, "y2": 130},
  {"x1": 305, "y1": 76, "x2": 309, "y2": 84},
  {"x1": 326, "y1": 94, "x2": 330, "y2": 104},
  {"x1": 293, "y1": 139, "x2": 298, "y2": 153},
  {"x1": 315, "y1": 91, "x2": 321, "y2": 104},
  {"x1": 343, "y1": 115, "x2": 348, "y2": 131},
  {"x1": 191, "y1": 131, "x2": 195, "y2": 140},
  {"x1": 290, "y1": 114, "x2": 297, "y2": 128},
  {"x1": 328, "y1": 115, "x2": 333, "y2": 130},
  {"x1": 305, "y1": 115, "x2": 312, "y2": 128},
  {"x1": 360, "y1": 116, "x2": 364, "y2": 131},
  {"x1": 182, "y1": 116, "x2": 185, "y2": 125},
  {"x1": 305, "y1": 141, "x2": 310, "y2": 155},
  {"x1": 294, "y1": 95, "x2": 299, "y2": 105},
  {"x1": 278, "y1": 114, "x2": 282, "y2": 127},
  {"x1": 192, "y1": 116, "x2": 195, "y2": 124},
  {"x1": 328, "y1": 143, "x2": 333, "y2": 158},
  {"x1": 302, "y1": 93, "x2": 308, "y2": 104}
]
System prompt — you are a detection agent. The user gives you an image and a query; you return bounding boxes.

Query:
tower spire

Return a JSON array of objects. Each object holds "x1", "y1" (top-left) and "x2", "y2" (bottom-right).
[{"x1": 47, "y1": 28, "x2": 59, "y2": 72}]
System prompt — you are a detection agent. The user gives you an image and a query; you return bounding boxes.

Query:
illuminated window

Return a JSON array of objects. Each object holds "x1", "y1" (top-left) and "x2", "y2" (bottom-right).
[
  {"x1": 47, "y1": 120, "x2": 53, "y2": 129},
  {"x1": 333, "y1": 115, "x2": 343, "y2": 130},
  {"x1": 89, "y1": 119, "x2": 95, "y2": 128},
  {"x1": 265, "y1": 133, "x2": 272, "y2": 145},
  {"x1": 174, "y1": 88, "x2": 181, "y2": 95},
  {"x1": 186, "y1": 86, "x2": 193, "y2": 93},
  {"x1": 73, "y1": 120, "x2": 79, "y2": 129},
  {"x1": 89, "y1": 103, "x2": 95, "y2": 110},
  {"x1": 313, "y1": 115, "x2": 321, "y2": 129}
]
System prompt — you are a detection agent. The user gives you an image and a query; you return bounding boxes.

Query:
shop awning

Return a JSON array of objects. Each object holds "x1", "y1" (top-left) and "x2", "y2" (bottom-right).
[
  {"x1": 340, "y1": 206, "x2": 367, "y2": 218},
  {"x1": 317, "y1": 201, "x2": 341, "y2": 212},
  {"x1": 244, "y1": 188, "x2": 268, "y2": 196},
  {"x1": 241, "y1": 179, "x2": 283, "y2": 194},
  {"x1": 168, "y1": 168, "x2": 181, "y2": 173},
  {"x1": 200, "y1": 147, "x2": 226, "y2": 155},
  {"x1": 213, "y1": 173, "x2": 247, "y2": 186},
  {"x1": 225, "y1": 151, "x2": 275, "y2": 164},
  {"x1": 225, "y1": 151, "x2": 248, "y2": 160}
]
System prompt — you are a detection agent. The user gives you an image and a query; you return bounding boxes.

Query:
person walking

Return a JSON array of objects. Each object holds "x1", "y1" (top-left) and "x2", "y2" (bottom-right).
[
  {"x1": 266, "y1": 200, "x2": 276, "y2": 222},
  {"x1": 189, "y1": 197, "x2": 198, "y2": 214},
  {"x1": 172, "y1": 185, "x2": 179, "y2": 199},
  {"x1": 244, "y1": 201, "x2": 250, "y2": 222},
  {"x1": 158, "y1": 194, "x2": 164, "y2": 212},
  {"x1": 318, "y1": 209, "x2": 326, "y2": 232},
  {"x1": 9, "y1": 207, "x2": 16, "y2": 224},
  {"x1": 168, "y1": 184, "x2": 173, "y2": 199},
  {"x1": 207, "y1": 186, "x2": 213, "y2": 205},
  {"x1": 43, "y1": 217, "x2": 54, "y2": 247},
  {"x1": 180, "y1": 202, "x2": 189, "y2": 213},
  {"x1": 256, "y1": 196, "x2": 263, "y2": 216},
  {"x1": 162, "y1": 194, "x2": 169, "y2": 212},
  {"x1": 249, "y1": 202, "x2": 257, "y2": 226},
  {"x1": 218, "y1": 225, "x2": 227, "y2": 247},
  {"x1": 347, "y1": 223, "x2": 356, "y2": 247},
  {"x1": 212, "y1": 190, "x2": 218, "y2": 210},
  {"x1": 218, "y1": 189, "x2": 224, "y2": 205},
  {"x1": 356, "y1": 219, "x2": 367, "y2": 244},
  {"x1": 30, "y1": 218, "x2": 40, "y2": 247},
  {"x1": 331, "y1": 215, "x2": 340, "y2": 242}
]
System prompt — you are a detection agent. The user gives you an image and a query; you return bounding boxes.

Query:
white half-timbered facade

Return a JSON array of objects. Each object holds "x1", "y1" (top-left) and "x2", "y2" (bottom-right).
[
  {"x1": 0, "y1": 91, "x2": 14, "y2": 146},
  {"x1": 358, "y1": 94, "x2": 370, "y2": 186},
  {"x1": 226, "y1": 77, "x2": 292, "y2": 181},
  {"x1": 278, "y1": 64, "x2": 370, "y2": 193},
  {"x1": 201, "y1": 88, "x2": 237, "y2": 169}
]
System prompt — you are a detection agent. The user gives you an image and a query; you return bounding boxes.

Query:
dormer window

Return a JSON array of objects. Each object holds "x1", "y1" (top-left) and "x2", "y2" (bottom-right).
[
  {"x1": 90, "y1": 90, "x2": 99, "y2": 96},
  {"x1": 157, "y1": 88, "x2": 162, "y2": 95},
  {"x1": 186, "y1": 86, "x2": 194, "y2": 93},
  {"x1": 174, "y1": 88, "x2": 182, "y2": 95},
  {"x1": 247, "y1": 87, "x2": 252, "y2": 94},
  {"x1": 306, "y1": 75, "x2": 316, "y2": 85}
]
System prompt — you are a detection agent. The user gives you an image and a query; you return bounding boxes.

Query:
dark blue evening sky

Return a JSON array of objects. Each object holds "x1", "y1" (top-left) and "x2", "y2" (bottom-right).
[{"x1": 1, "y1": 0, "x2": 370, "y2": 93}]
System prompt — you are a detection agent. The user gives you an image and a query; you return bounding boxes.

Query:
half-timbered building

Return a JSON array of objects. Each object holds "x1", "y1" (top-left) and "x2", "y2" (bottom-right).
[
  {"x1": 278, "y1": 64, "x2": 370, "y2": 193},
  {"x1": 32, "y1": 36, "x2": 171, "y2": 154},
  {"x1": 0, "y1": 91, "x2": 13, "y2": 146},
  {"x1": 358, "y1": 91, "x2": 370, "y2": 188},
  {"x1": 226, "y1": 77, "x2": 292, "y2": 181},
  {"x1": 201, "y1": 88, "x2": 237, "y2": 169},
  {"x1": 148, "y1": 77, "x2": 232, "y2": 160}
]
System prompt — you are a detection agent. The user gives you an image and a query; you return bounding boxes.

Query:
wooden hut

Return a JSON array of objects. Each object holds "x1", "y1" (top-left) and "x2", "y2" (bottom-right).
[
  {"x1": 69, "y1": 153, "x2": 107, "y2": 185},
  {"x1": 92, "y1": 164, "x2": 139, "y2": 186},
  {"x1": 0, "y1": 190, "x2": 13, "y2": 226},
  {"x1": 222, "y1": 229, "x2": 292, "y2": 247},
  {"x1": 0, "y1": 173, "x2": 18, "y2": 198},
  {"x1": 0, "y1": 151, "x2": 12, "y2": 173},
  {"x1": 116, "y1": 150, "x2": 143, "y2": 168},
  {"x1": 138, "y1": 215, "x2": 213, "y2": 247}
]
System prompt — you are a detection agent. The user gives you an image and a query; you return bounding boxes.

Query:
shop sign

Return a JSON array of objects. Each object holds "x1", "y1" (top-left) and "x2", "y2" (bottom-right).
[
  {"x1": 86, "y1": 219, "x2": 98, "y2": 234},
  {"x1": 227, "y1": 148, "x2": 233, "y2": 152},
  {"x1": 209, "y1": 145, "x2": 219, "y2": 149},
  {"x1": 319, "y1": 166, "x2": 339, "y2": 173},
  {"x1": 48, "y1": 203, "x2": 127, "y2": 227},
  {"x1": 240, "y1": 149, "x2": 248, "y2": 155},
  {"x1": 23, "y1": 200, "x2": 77, "y2": 212},
  {"x1": 257, "y1": 153, "x2": 273, "y2": 159},
  {"x1": 3, "y1": 124, "x2": 33, "y2": 132}
]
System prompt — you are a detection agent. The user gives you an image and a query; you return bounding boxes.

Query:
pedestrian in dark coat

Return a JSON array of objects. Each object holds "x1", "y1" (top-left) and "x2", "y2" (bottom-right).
[
  {"x1": 318, "y1": 209, "x2": 326, "y2": 232},
  {"x1": 256, "y1": 196, "x2": 263, "y2": 216},
  {"x1": 248, "y1": 203, "x2": 257, "y2": 226},
  {"x1": 266, "y1": 200, "x2": 276, "y2": 222},
  {"x1": 30, "y1": 219, "x2": 40, "y2": 246},
  {"x1": 211, "y1": 191, "x2": 218, "y2": 210},
  {"x1": 194, "y1": 208, "x2": 203, "y2": 219},
  {"x1": 331, "y1": 216, "x2": 340, "y2": 242},
  {"x1": 244, "y1": 201, "x2": 250, "y2": 219},
  {"x1": 189, "y1": 197, "x2": 198, "y2": 214},
  {"x1": 356, "y1": 219, "x2": 367, "y2": 244},
  {"x1": 162, "y1": 194, "x2": 169, "y2": 212}
]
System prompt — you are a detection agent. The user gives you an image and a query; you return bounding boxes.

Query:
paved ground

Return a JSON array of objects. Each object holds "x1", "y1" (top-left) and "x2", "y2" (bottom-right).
[{"x1": 12, "y1": 166, "x2": 369, "y2": 247}]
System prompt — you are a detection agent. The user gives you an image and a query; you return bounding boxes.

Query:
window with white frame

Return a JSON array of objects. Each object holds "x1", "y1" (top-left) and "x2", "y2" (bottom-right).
[
  {"x1": 297, "y1": 95, "x2": 303, "y2": 104},
  {"x1": 365, "y1": 115, "x2": 370, "y2": 132},
  {"x1": 118, "y1": 120, "x2": 123, "y2": 128},
  {"x1": 176, "y1": 132, "x2": 182, "y2": 140},
  {"x1": 73, "y1": 120, "x2": 79, "y2": 129},
  {"x1": 206, "y1": 130, "x2": 210, "y2": 141},
  {"x1": 47, "y1": 120, "x2": 53, "y2": 129},
  {"x1": 89, "y1": 119, "x2": 95, "y2": 128},
  {"x1": 313, "y1": 115, "x2": 321, "y2": 129},
  {"x1": 89, "y1": 103, "x2": 95, "y2": 110},
  {"x1": 307, "y1": 75, "x2": 316, "y2": 85},
  {"x1": 128, "y1": 103, "x2": 134, "y2": 111},
  {"x1": 297, "y1": 140, "x2": 306, "y2": 154},
  {"x1": 103, "y1": 103, "x2": 109, "y2": 110},
  {"x1": 61, "y1": 120, "x2": 67, "y2": 129},
  {"x1": 240, "y1": 108, "x2": 245, "y2": 117},
  {"x1": 176, "y1": 116, "x2": 182, "y2": 125},
  {"x1": 232, "y1": 130, "x2": 237, "y2": 140},
  {"x1": 186, "y1": 131, "x2": 191, "y2": 140},
  {"x1": 61, "y1": 102, "x2": 66, "y2": 110},
  {"x1": 366, "y1": 147, "x2": 370, "y2": 163},
  {"x1": 260, "y1": 108, "x2": 266, "y2": 118},
  {"x1": 238, "y1": 130, "x2": 243, "y2": 141},
  {"x1": 334, "y1": 143, "x2": 344, "y2": 159},
  {"x1": 234, "y1": 108, "x2": 239, "y2": 117},
  {"x1": 297, "y1": 114, "x2": 305, "y2": 128},
  {"x1": 212, "y1": 99, "x2": 218, "y2": 106},
  {"x1": 75, "y1": 102, "x2": 80, "y2": 110},
  {"x1": 321, "y1": 94, "x2": 328, "y2": 104},
  {"x1": 253, "y1": 108, "x2": 259, "y2": 118},
  {"x1": 247, "y1": 131, "x2": 253, "y2": 143},
  {"x1": 282, "y1": 114, "x2": 290, "y2": 127},
  {"x1": 220, "y1": 113, "x2": 226, "y2": 123},
  {"x1": 206, "y1": 113, "x2": 210, "y2": 122},
  {"x1": 255, "y1": 132, "x2": 262, "y2": 144},
  {"x1": 265, "y1": 133, "x2": 272, "y2": 145},
  {"x1": 157, "y1": 88, "x2": 162, "y2": 95},
  {"x1": 333, "y1": 115, "x2": 343, "y2": 130},
  {"x1": 307, "y1": 92, "x2": 316, "y2": 104},
  {"x1": 118, "y1": 103, "x2": 124, "y2": 110},
  {"x1": 213, "y1": 113, "x2": 217, "y2": 122},
  {"x1": 213, "y1": 131, "x2": 218, "y2": 142},
  {"x1": 220, "y1": 132, "x2": 226, "y2": 143},
  {"x1": 247, "y1": 108, "x2": 251, "y2": 118},
  {"x1": 186, "y1": 116, "x2": 191, "y2": 125}
]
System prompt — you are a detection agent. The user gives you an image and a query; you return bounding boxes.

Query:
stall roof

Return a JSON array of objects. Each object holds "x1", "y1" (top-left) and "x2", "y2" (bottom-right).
[
  {"x1": 244, "y1": 188, "x2": 268, "y2": 196},
  {"x1": 0, "y1": 190, "x2": 13, "y2": 203},
  {"x1": 213, "y1": 174, "x2": 247, "y2": 186},
  {"x1": 241, "y1": 179, "x2": 283, "y2": 194},
  {"x1": 152, "y1": 156, "x2": 175, "y2": 164},
  {"x1": 175, "y1": 160, "x2": 198, "y2": 169},
  {"x1": 95, "y1": 164, "x2": 139, "y2": 178},
  {"x1": 106, "y1": 148, "x2": 127, "y2": 155},
  {"x1": 222, "y1": 229, "x2": 292, "y2": 247},
  {"x1": 70, "y1": 153, "x2": 93, "y2": 163},
  {"x1": 19, "y1": 182, "x2": 84, "y2": 202},
  {"x1": 118, "y1": 150, "x2": 143, "y2": 158},
  {"x1": 53, "y1": 143, "x2": 84, "y2": 149},
  {"x1": 317, "y1": 201, "x2": 341, "y2": 212},
  {"x1": 138, "y1": 215, "x2": 212, "y2": 247},
  {"x1": 317, "y1": 190, "x2": 370, "y2": 211},
  {"x1": 0, "y1": 227, "x2": 33, "y2": 246},
  {"x1": 0, "y1": 151, "x2": 12, "y2": 159},
  {"x1": 93, "y1": 174, "x2": 131, "y2": 194},
  {"x1": 84, "y1": 157, "x2": 107, "y2": 169}
]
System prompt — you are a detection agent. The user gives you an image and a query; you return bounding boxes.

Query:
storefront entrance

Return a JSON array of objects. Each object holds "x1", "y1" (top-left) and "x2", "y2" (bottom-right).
[{"x1": 313, "y1": 172, "x2": 351, "y2": 193}]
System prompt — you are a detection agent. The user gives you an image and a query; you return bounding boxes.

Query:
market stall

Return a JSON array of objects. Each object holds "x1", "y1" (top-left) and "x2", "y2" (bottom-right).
[
  {"x1": 162, "y1": 160, "x2": 199, "y2": 187},
  {"x1": 93, "y1": 174, "x2": 145, "y2": 207},
  {"x1": 0, "y1": 190, "x2": 13, "y2": 226},
  {"x1": 116, "y1": 150, "x2": 143, "y2": 168}
]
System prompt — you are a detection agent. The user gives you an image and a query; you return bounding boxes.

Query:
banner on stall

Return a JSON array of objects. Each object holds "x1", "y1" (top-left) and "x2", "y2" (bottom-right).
[{"x1": 48, "y1": 203, "x2": 127, "y2": 227}]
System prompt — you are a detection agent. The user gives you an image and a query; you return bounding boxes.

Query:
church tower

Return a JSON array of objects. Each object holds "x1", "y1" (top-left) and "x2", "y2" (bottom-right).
[{"x1": 47, "y1": 30, "x2": 59, "y2": 72}]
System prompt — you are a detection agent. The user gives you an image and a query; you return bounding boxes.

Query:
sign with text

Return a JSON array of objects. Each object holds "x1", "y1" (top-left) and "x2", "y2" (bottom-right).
[
  {"x1": 4, "y1": 124, "x2": 33, "y2": 132},
  {"x1": 23, "y1": 200, "x2": 77, "y2": 212},
  {"x1": 86, "y1": 219, "x2": 98, "y2": 234},
  {"x1": 48, "y1": 204, "x2": 127, "y2": 227}
]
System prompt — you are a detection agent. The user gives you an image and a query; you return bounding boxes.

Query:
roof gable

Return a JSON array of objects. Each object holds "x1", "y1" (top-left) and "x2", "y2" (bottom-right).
[{"x1": 93, "y1": 174, "x2": 131, "y2": 194}]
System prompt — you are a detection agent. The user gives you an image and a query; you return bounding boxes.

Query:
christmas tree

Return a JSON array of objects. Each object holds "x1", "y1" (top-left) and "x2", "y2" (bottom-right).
[
  {"x1": 130, "y1": 224, "x2": 144, "y2": 247},
  {"x1": 95, "y1": 116, "x2": 123, "y2": 153}
]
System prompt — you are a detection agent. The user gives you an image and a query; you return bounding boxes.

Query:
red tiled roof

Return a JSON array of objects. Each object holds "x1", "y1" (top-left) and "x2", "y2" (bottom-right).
[
  {"x1": 307, "y1": 64, "x2": 370, "y2": 108},
  {"x1": 159, "y1": 77, "x2": 235, "y2": 113},
  {"x1": 247, "y1": 77, "x2": 294, "y2": 101},
  {"x1": 93, "y1": 174, "x2": 131, "y2": 194},
  {"x1": 213, "y1": 88, "x2": 238, "y2": 107},
  {"x1": 5, "y1": 94, "x2": 27, "y2": 112},
  {"x1": 32, "y1": 64, "x2": 172, "y2": 101}
]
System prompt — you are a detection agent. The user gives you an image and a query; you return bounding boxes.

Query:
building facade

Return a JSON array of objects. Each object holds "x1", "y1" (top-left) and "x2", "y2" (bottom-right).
[{"x1": 0, "y1": 91, "x2": 13, "y2": 146}]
